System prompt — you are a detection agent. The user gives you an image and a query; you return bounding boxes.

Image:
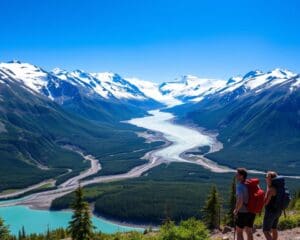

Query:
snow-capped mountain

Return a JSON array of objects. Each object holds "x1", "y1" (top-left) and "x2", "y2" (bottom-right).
[
  {"x1": 167, "y1": 68, "x2": 300, "y2": 175},
  {"x1": 159, "y1": 75, "x2": 227, "y2": 103},
  {"x1": 0, "y1": 61, "x2": 52, "y2": 95},
  {"x1": 217, "y1": 68, "x2": 298, "y2": 95},
  {"x1": 0, "y1": 61, "x2": 163, "y2": 122},
  {"x1": 0, "y1": 61, "x2": 152, "y2": 102},
  {"x1": 1, "y1": 61, "x2": 299, "y2": 109},
  {"x1": 53, "y1": 68, "x2": 149, "y2": 101},
  {"x1": 125, "y1": 77, "x2": 182, "y2": 107},
  {"x1": 153, "y1": 69, "x2": 299, "y2": 106},
  {"x1": 125, "y1": 75, "x2": 228, "y2": 106}
]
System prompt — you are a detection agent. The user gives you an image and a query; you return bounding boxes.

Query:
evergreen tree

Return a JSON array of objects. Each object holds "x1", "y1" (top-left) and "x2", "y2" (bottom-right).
[
  {"x1": 68, "y1": 185, "x2": 94, "y2": 240},
  {"x1": 68, "y1": 185, "x2": 85, "y2": 239},
  {"x1": 18, "y1": 226, "x2": 26, "y2": 240},
  {"x1": 0, "y1": 217, "x2": 10, "y2": 240},
  {"x1": 18, "y1": 230, "x2": 21, "y2": 240},
  {"x1": 226, "y1": 176, "x2": 236, "y2": 227},
  {"x1": 202, "y1": 185, "x2": 221, "y2": 229},
  {"x1": 46, "y1": 225, "x2": 51, "y2": 240},
  {"x1": 21, "y1": 226, "x2": 26, "y2": 239},
  {"x1": 82, "y1": 202, "x2": 95, "y2": 239}
]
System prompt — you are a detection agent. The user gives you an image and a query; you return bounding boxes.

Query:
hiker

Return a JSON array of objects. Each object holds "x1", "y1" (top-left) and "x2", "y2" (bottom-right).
[
  {"x1": 263, "y1": 171, "x2": 290, "y2": 240},
  {"x1": 233, "y1": 168, "x2": 256, "y2": 240}
]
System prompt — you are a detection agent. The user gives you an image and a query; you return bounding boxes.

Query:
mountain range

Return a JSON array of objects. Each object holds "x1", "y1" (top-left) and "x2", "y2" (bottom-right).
[
  {"x1": 0, "y1": 60, "x2": 299, "y2": 191},
  {"x1": 167, "y1": 68, "x2": 300, "y2": 174}
]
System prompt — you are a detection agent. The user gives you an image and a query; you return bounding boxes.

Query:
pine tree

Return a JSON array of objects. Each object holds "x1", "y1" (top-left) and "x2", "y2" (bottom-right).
[
  {"x1": 22, "y1": 226, "x2": 26, "y2": 239},
  {"x1": 18, "y1": 226, "x2": 26, "y2": 240},
  {"x1": 18, "y1": 230, "x2": 21, "y2": 240},
  {"x1": 45, "y1": 224, "x2": 51, "y2": 240},
  {"x1": 68, "y1": 185, "x2": 85, "y2": 239},
  {"x1": 68, "y1": 185, "x2": 94, "y2": 240},
  {"x1": 202, "y1": 185, "x2": 221, "y2": 229},
  {"x1": 226, "y1": 176, "x2": 236, "y2": 227},
  {"x1": 81, "y1": 202, "x2": 95, "y2": 239},
  {"x1": 0, "y1": 217, "x2": 10, "y2": 240}
]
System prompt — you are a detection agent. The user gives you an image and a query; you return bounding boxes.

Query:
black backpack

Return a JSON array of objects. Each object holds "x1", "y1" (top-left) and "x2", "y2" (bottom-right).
[{"x1": 271, "y1": 176, "x2": 291, "y2": 211}]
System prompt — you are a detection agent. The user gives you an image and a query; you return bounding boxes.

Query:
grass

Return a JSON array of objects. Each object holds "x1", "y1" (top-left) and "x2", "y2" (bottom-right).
[
  {"x1": 36, "y1": 183, "x2": 55, "y2": 190},
  {"x1": 255, "y1": 213, "x2": 300, "y2": 230},
  {"x1": 0, "y1": 189, "x2": 19, "y2": 195}
]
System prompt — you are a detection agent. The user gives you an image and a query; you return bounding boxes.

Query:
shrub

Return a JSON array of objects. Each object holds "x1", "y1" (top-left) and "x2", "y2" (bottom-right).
[{"x1": 159, "y1": 218, "x2": 210, "y2": 240}]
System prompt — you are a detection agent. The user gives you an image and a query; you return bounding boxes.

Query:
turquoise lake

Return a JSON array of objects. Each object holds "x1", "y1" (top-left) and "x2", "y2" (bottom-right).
[{"x1": 0, "y1": 206, "x2": 143, "y2": 235}]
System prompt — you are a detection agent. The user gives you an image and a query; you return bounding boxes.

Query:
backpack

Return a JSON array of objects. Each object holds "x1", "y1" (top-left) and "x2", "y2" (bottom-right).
[
  {"x1": 245, "y1": 178, "x2": 265, "y2": 214},
  {"x1": 271, "y1": 176, "x2": 291, "y2": 211}
]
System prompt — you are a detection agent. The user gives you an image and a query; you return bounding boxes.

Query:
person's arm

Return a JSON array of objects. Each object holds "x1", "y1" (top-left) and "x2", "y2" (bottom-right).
[
  {"x1": 234, "y1": 194, "x2": 243, "y2": 215},
  {"x1": 264, "y1": 187, "x2": 275, "y2": 206}
]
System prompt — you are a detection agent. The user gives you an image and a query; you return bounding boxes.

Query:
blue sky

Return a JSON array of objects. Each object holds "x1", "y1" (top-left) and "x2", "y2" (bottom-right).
[{"x1": 1, "y1": 0, "x2": 300, "y2": 82}]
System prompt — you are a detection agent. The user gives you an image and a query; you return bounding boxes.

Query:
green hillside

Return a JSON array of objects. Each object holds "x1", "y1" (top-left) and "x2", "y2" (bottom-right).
[{"x1": 0, "y1": 75, "x2": 160, "y2": 191}]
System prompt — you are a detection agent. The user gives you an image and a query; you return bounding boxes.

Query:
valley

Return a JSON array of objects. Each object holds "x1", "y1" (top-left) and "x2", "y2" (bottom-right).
[
  {"x1": 1, "y1": 108, "x2": 300, "y2": 233},
  {"x1": 0, "y1": 109, "x2": 227, "y2": 207},
  {"x1": 1, "y1": 3, "x2": 300, "y2": 239},
  {"x1": 0, "y1": 61, "x2": 300, "y2": 234}
]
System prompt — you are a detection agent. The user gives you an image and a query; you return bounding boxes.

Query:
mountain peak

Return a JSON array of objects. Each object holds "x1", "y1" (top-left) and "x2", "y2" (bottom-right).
[
  {"x1": 182, "y1": 74, "x2": 199, "y2": 80},
  {"x1": 243, "y1": 70, "x2": 264, "y2": 80},
  {"x1": 268, "y1": 68, "x2": 297, "y2": 79},
  {"x1": 7, "y1": 60, "x2": 23, "y2": 64},
  {"x1": 52, "y1": 68, "x2": 68, "y2": 75},
  {"x1": 73, "y1": 69, "x2": 86, "y2": 74},
  {"x1": 0, "y1": 61, "x2": 48, "y2": 94}
]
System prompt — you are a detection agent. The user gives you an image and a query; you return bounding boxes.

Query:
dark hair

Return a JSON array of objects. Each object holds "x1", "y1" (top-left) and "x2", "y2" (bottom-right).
[{"x1": 237, "y1": 168, "x2": 247, "y2": 181}]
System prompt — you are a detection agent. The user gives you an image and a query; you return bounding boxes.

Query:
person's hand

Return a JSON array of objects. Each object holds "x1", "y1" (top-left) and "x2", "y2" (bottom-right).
[{"x1": 233, "y1": 209, "x2": 238, "y2": 216}]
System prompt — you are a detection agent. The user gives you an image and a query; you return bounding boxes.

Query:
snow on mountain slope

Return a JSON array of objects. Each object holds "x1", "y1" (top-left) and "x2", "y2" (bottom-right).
[
  {"x1": 125, "y1": 77, "x2": 182, "y2": 107},
  {"x1": 53, "y1": 68, "x2": 111, "y2": 99},
  {"x1": 157, "y1": 69, "x2": 299, "y2": 105},
  {"x1": 92, "y1": 72, "x2": 146, "y2": 100},
  {"x1": 1, "y1": 61, "x2": 298, "y2": 108},
  {"x1": 290, "y1": 77, "x2": 300, "y2": 92},
  {"x1": 219, "y1": 68, "x2": 297, "y2": 94},
  {"x1": 0, "y1": 61, "x2": 152, "y2": 104},
  {"x1": 159, "y1": 75, "x2": 227, "y2": 102},
  {"x1": 53, "y1": 68, "x2": 148, "y2": 101},
  {"x1": 0, "y1": 61, "x2": 50, "y2": 95}
]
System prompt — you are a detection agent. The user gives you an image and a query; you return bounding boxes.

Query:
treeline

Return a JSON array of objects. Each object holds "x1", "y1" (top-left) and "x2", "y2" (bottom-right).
[
  {"x1": 50, "y1": 162, "x2": 300, "y2": 225},
  {"x1": 0, "y1": 218, "x2": 210, "y2": 240},
  {"x1": 51, "y1": 162, "x2": 236, "y2": 224}
]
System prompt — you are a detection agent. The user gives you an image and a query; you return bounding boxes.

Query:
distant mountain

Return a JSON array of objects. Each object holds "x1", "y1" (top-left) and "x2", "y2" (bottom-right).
[
  {"x1": 0, "y1": 61, "x2": 163, "y2": 122},
  {"x1": 159, "y1": 75, "x2": 227, "y2": 103},
  {"x1": 167, "y1": 69, "x2": 300, "y2": 174},
  {"x1": 125, "y1": 75, "x2": 227, "y2": 107},
  {"x1": 125, "y1": 77, "x2": 182, "y2": 107}
]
